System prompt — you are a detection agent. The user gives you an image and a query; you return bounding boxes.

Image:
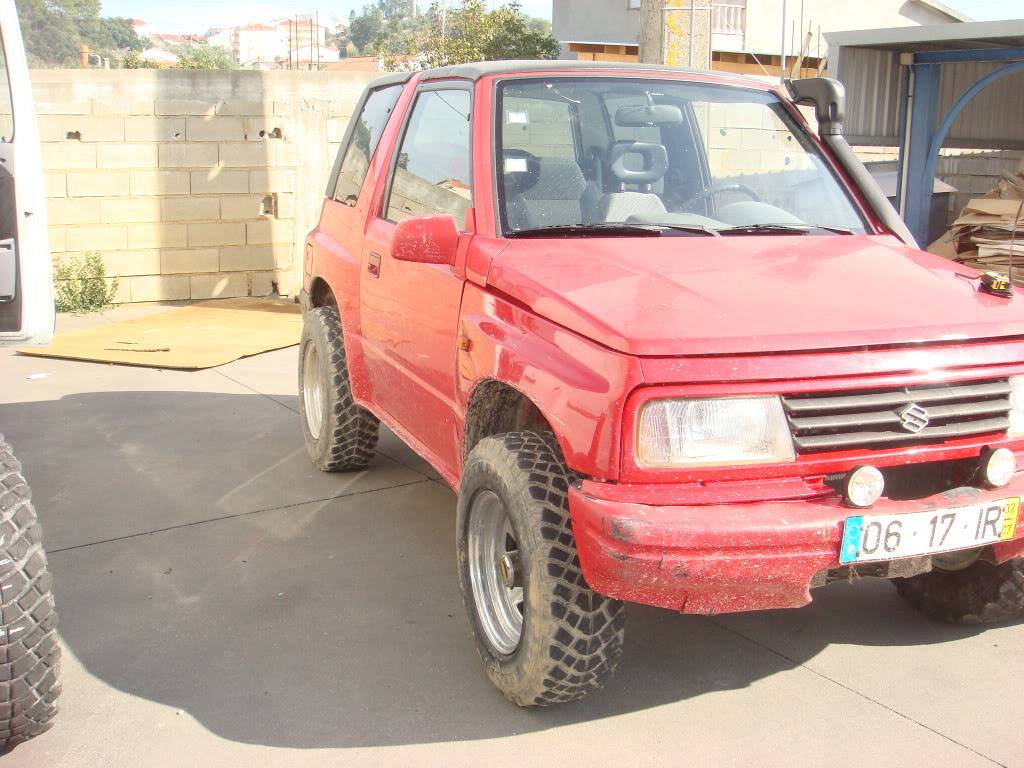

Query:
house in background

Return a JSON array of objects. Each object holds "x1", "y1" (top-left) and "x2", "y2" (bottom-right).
[
  {"x1": 274, "y1": 17, "x2": 328, "y2": 52},
  {"x1": 291, "y1": 43, "x2": 341, "y2": 68},
  {"x1": 138, "y1": 46, "x2": 179, "y2": 65},
  {"x1": 129, "y1": 18, "x2": 153, "y2": 41},
  {"x1": 234, "y1": 23, "x2": 284, "y2": 67},
  {"x1": 552, "y1": 0, "x2": 968, "y2": 76}
]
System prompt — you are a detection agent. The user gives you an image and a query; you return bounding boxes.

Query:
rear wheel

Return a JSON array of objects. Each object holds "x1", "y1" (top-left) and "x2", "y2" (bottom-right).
[
  {"x1": 895, "y1": 556, "x2": 1024, "y2": 624},
  {"x1": 298, "y1": 307, "x2": 379, "y2": 472},
  {"x1": 457, "y1": 432, "x2": 625, "y2": 706},
  {"x1": 0, "y1": 435, "x2": 60, "y2": 752}
]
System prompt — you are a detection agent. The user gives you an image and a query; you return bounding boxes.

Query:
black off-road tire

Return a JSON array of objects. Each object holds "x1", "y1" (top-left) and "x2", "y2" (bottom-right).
[
  {"x1": 457, "y1": 432, "x2": 625, "y2": 706},
  {"x1": 895, "y1": 558, "x2": 1024, "y2": 624},
  {"x1": 299, "y1": 307, "x2": 379, "y2": 472},
  {"x1": 0, "y1": 435, "x2": 60, "y2": 753}
]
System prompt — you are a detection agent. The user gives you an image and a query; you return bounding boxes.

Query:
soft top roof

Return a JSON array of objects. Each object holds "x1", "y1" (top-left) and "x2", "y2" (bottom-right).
[{"x1": 369, "y1": 60, "x2": 773, "y2": 90}]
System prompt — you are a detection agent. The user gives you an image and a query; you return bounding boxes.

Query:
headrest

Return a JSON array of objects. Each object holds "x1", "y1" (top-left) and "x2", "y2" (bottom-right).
[{"x1": 610, "y1": 141, "x2": 669, "y2": 184}]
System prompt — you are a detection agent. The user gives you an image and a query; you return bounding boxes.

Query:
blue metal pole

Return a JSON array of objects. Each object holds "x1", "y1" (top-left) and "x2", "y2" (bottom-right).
[
  {"x1": 902, "y1": 62, "x2": 940, "y2": 245},
  {"x1": 914, "y1": 59, "x2": 1024, "y2": 244},
  {"x1": 914, "y1": 47, "x2": 1024, "y2": 64}
]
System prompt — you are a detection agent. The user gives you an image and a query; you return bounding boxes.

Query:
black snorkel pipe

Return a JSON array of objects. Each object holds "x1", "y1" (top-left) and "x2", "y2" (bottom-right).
[{"x1": 786, "y1": 77, "x2": 918, "y2": 248}]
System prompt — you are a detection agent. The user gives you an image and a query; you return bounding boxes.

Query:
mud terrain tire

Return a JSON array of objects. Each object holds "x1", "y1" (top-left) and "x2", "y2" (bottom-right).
[
  {"x1": 299, "y1": 306, "x2": 379, "y2": 472},
  {"x1": 457, "y1": 432, "x2": 625, "y2": 706},
  {"x1": 0, "y1": 435, "x2": 60, "y2": 753},
  {"x1": 895, "y1": 558, "x2": 1024, "y2": 624}
]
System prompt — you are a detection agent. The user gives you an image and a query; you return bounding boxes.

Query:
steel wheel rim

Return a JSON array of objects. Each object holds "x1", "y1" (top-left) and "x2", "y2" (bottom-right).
[
  {"x1": 302, "y1": 342, "x2": 324, "y2": 440},
  {"x1": 467, "y1": 490, "x2": 524, "y2": 655}
]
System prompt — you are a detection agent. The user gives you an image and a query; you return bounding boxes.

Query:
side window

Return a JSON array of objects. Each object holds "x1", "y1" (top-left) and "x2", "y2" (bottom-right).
[
  {"x1": 0, "y1": 35, "x2": 13, "y2": 142},
  {"x1": 333, "y1": 84, "x2": 403, "y2": 205},
  {"x1": 386, "y1": 89, "x2": 472, "y2": 226}
]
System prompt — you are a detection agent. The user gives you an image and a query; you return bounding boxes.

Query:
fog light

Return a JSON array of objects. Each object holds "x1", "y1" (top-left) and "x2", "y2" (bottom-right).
[
  {"x1": 982, "y1": 448, "x2": 1016, "y2": 489},
  {"x1": 843, "y1": 465, "x2": 885, "y2": 508}
]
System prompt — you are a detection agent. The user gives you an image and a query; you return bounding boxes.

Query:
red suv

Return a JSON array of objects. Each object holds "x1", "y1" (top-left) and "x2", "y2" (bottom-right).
[{"x1": 299, "y1": 61, "x2": 1024, "y2": 706}]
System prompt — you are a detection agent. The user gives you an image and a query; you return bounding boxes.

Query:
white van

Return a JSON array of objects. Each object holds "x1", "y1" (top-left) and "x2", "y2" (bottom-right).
[{"x1": 0, "y1": 0, "x2": 61, "y2": 752}]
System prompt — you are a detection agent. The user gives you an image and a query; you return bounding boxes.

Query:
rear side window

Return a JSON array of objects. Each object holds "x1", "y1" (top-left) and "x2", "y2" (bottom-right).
[
  {"x1": 385, "y1": 89, "x2": 472, "y2": 226},
  {"x1": 333, "y1": 84, "x2": 403, "y2": 205},
  {"x1": 0, "y1": 36, "x2": 12, "y2": 142}
]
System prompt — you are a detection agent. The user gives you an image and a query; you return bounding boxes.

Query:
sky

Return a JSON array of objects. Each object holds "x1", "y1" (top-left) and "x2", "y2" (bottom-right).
[{"x1": 99, "y1": 0, "x2": 1019, "y2": 35}]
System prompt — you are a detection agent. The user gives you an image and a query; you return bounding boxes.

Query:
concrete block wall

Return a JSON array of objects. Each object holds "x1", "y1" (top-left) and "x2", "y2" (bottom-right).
[{"x1": 35, "y1": 69, "x2": 377, "y2": 302}]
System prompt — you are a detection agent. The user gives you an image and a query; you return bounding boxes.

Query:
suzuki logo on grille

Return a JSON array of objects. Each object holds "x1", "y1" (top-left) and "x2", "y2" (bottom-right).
[{"x1": 898, "y1": 403, "x2": 930, "y2": 434}]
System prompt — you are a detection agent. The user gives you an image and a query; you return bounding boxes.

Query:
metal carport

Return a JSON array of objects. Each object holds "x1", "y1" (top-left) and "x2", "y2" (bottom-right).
[{"x1": 826, "y1": 21, "x2": 1024, "y2": 246}]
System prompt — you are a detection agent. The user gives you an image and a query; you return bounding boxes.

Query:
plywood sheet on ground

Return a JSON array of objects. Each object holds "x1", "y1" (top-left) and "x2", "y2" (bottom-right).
[{"x1": 18, "y1": 298, "x2": 302, "y2": 370}]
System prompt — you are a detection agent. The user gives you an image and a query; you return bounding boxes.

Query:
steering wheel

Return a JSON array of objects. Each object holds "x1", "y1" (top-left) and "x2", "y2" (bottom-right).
[{"x1": 679, "y1": 182, "x2": 762, "y2": 212}]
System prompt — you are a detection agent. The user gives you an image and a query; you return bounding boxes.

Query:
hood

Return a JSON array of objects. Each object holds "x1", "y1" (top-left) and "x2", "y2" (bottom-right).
[{"x1": 485, "y1": 235, "x2": 1024, "y2": 356}]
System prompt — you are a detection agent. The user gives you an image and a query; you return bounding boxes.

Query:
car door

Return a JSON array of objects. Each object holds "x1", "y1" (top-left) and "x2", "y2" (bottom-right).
[
  {"x1": 313, "y1": 78, "x2": 407, "y2": 398},
  {"x1": 359, "y1": 84, "x2": 473, "y2": 475},
  {"x1": 0, "y1": 0, "x2": 54, "y2": 346}
]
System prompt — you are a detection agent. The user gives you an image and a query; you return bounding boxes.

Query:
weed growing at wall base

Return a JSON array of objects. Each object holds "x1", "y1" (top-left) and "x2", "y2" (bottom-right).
[{"x1": 53, "y1": 253, "x2": 119, "y2": 314}]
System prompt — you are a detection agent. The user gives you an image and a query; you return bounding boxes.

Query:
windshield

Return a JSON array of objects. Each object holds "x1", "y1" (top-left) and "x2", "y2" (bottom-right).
[{"x1": 496, "y1": 77, "x2": 868, "y2": 237}]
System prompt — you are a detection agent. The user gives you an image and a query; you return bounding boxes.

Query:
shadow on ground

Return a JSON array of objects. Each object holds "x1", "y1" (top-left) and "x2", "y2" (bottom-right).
[{"x1": 0, "y1": 391, "x2": 999, "y2": 750}]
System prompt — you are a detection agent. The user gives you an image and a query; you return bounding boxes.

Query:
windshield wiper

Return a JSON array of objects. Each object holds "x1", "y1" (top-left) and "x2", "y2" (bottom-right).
[
  {"x1": 510, "y1": 222, "x2": 717, "y2": 238},
  {"x1": 656, "y1": 223, "x2": 721, "y2": 237},
  {"x1": 511, "y1": 223, "x2": 664, "y2": 238},
  {"x1": 718, "y1": 223, "x2": 854, "y2": 236}
]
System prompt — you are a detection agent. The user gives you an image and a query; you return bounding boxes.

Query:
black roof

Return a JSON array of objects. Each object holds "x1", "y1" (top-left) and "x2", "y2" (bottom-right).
[
  {"x1": 370, "y1": 59, "x2": 765, "y2": 88},
  {"x1": 367, "y1": 70, "x2": 415, "y2": 89}
]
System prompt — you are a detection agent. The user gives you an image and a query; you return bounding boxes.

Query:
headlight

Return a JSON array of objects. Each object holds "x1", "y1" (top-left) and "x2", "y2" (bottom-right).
[
  {"x1": 1010, "y1": 376, "x2": 1024, "y2": 437},
  {"x1": 636, "y1": 396, "x2": 795, "y2": 468}
]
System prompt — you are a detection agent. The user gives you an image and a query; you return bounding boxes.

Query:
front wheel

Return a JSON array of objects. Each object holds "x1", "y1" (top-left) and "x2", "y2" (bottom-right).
[
  {"x1": 0, "y1": 436, "x2": 61, "y2": 752},
  {"x1": 456, "y1": 432, "x2": 625, "y2": 706},
  {"x1": 895, "y1": 557, "x2": 1024, "y2": 624}
]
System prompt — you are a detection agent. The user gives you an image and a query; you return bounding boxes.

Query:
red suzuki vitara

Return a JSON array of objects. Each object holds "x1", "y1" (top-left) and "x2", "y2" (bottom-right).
[{"x1": 299, "y1": 61, "x2": 1024, "y2": 706}]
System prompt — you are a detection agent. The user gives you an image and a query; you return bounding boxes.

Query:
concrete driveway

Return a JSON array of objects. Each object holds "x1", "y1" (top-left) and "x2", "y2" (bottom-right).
[{"x1": 2, "y1": 305, "x2": 1021, "y2": 768}]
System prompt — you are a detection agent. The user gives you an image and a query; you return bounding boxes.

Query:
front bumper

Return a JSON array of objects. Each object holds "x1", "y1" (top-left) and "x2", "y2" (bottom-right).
[{"x1": 569, "y1": 474, "x2": 1024, "y2": 614}]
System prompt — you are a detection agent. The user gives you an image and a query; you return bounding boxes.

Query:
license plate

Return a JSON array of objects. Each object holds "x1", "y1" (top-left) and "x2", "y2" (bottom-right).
[{"x1": 840, "y1": 497, "x2": 1021, "y2": 565}]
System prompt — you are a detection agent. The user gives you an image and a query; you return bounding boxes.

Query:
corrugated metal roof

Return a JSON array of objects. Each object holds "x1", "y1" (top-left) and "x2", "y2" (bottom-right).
[{"x1": 827, "y1": 21, "x2": 1024, "y2": 149}]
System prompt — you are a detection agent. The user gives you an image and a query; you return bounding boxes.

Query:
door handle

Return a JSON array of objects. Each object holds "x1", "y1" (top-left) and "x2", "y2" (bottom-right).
[{"x1": 367, "y1": 252, "x2": 381, "y2": 278}]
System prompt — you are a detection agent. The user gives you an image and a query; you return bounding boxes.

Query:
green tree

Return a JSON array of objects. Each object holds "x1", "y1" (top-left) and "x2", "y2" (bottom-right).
[
  {"x1": 415, "y1": 0, "x2": 559, "y2": 68},
  {"x1": 17, "y1": 0, "x2": 148, "y2": 66},
  {"x1": 17, "y1": 0, "x2": 81, "y2": 66},
  {"x1": 481, "y1": 2, "x2": 560, "y2": 61},
  {"x1": 122, "y1": 50, "x2": 161, "y2": 69},
  {"x1": 173, "y1": 44, "x2": 237, "y2": 70},
  {"x1": 349, "y1": 6, "x2": 384, "y2": 53},
  {"x1": 102, "y1": 17, "x2": 145, "y2": 51}
]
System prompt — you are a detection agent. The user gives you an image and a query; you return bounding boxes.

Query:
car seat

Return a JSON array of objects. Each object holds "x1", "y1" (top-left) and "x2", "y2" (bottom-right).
[
  {"x1": 599, "y1": 141, "x2": 669, "y2": 222},
  {"x1": 503, "y1": 150, "x2": 600, "y2": 230}
]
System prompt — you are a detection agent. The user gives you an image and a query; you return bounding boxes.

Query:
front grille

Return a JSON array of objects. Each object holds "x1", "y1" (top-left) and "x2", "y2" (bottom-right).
[{"x1": 781, "y1": 379, "x2": 1012, "y2": 454}]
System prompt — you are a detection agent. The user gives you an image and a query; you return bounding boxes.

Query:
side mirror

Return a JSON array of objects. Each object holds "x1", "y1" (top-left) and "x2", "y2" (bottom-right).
[
  {"x1": 392, "y1": 214, "x2": 459, "y2": 266},
  {"x1": 786, "y1": 77, "x2": 845, "y2": 136}
]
